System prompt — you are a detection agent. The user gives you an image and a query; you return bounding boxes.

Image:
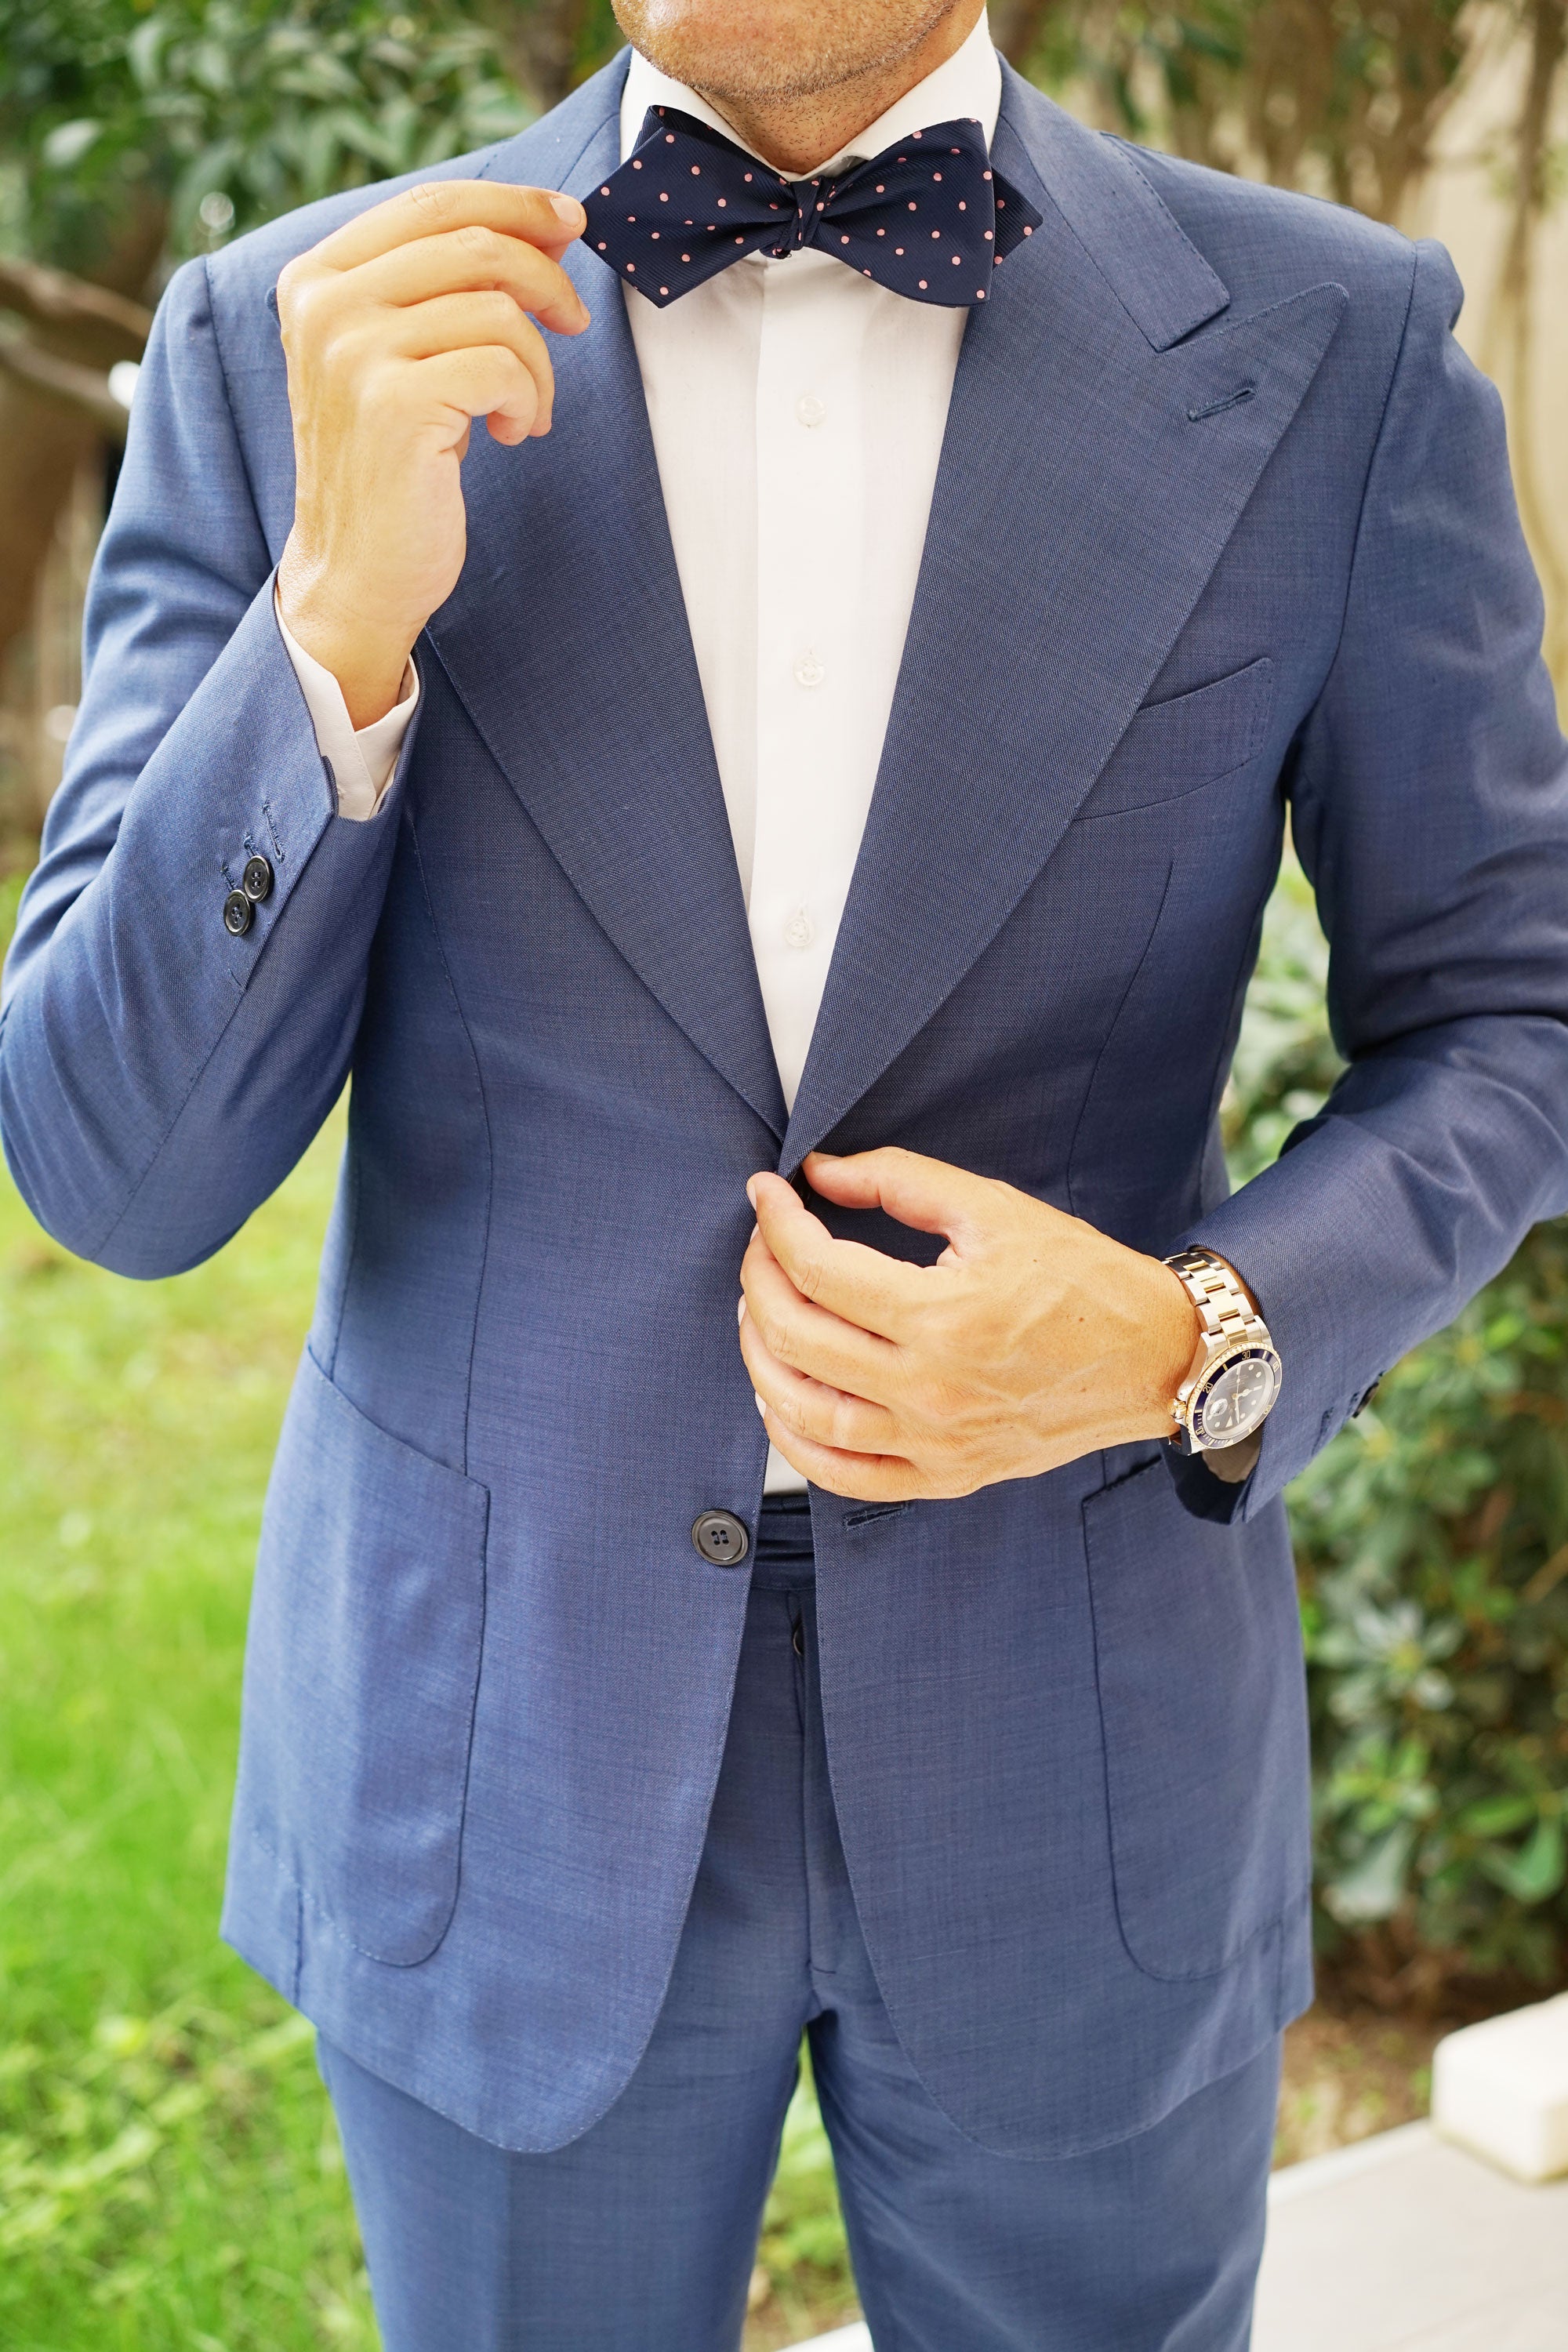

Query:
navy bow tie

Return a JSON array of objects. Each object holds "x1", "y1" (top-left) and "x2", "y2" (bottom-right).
[{"x1": 582, "y1": 106, "x2": 1042, "y2": 310}]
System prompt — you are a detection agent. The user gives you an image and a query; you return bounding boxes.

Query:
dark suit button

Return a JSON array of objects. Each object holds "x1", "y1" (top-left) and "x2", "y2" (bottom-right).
[
  {"x1": 242, "y1": 854, "x2": 274, "y2": 903},
  {"x1": 691, "y1": 1509, "x2": 750, "y2": 1567},
  {"x1": 223, "y1": 888, "x2": 253, "y2": 937}
]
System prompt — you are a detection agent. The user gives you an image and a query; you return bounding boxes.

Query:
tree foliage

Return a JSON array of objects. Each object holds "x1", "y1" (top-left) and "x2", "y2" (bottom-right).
[
  {"x1": 0, "y1": 0, "x2": 529, "y2": 274},
  {"x1": 1015, "y1": 0, "x2": 1475, "y2": 222}
]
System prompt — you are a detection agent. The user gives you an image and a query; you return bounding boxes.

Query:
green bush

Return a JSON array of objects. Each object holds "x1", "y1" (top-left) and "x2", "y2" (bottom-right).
[
  {"x1": 0, "y1": 0, "x2": 530, "y2": 268},
  {"x1": 1229, "y1": 858, "x2": 1568, "y2": 1988}
]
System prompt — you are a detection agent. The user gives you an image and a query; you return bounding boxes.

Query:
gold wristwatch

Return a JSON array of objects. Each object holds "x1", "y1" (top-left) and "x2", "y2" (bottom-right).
[{"x1": 1163, "y1": 1247, "x2": 1282, "y2": 1458}]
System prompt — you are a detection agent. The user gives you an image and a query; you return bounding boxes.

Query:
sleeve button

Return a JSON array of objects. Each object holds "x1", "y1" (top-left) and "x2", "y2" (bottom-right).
[
  {"x1": 242, "y1": 853, "x2": 274, "y2": 902},
  {"x1": 223, "y1": 888, "x2": 254, "y2": 937}
]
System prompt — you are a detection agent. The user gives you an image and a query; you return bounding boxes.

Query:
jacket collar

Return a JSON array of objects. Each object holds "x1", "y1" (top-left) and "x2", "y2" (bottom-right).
[
  {"x1": 427, "y1": 55, "x2": 1345, "y2": 1163},
  {"x1": 426, "y1": 56, "x2": 789, "y2": 1140},
  {"x1": 780, "y1": 65, "x2": 1344, "y2": 1165}
]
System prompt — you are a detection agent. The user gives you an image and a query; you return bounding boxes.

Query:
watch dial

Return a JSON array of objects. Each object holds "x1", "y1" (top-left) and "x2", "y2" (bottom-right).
[{"x1": 1196, "y1": 1351, "x2": 1279, "y2": 1444}]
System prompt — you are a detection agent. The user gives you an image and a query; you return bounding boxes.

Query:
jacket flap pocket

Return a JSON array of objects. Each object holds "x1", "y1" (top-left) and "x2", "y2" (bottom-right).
[
  {"x1": 232, "y1": 1348, "x2": 490, "y2": 1967},
  {"x1": 1080, "y1": 657, "x2": 1276, "y2": 820},
  {"x1": 1083, "y1": 1454, "x2": 1308, "y2": 1980}
]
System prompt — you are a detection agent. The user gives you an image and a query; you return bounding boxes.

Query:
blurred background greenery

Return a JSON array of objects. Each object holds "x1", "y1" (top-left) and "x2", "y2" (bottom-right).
[{"x1": 2, "y1": 2, "x2": 1566, "y2": 2346}]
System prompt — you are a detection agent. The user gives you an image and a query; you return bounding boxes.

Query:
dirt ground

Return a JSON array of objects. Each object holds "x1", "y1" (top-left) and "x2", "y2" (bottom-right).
[{"x1": 1273, "y1": 2001, "x2": 1447, "y2": 2166}]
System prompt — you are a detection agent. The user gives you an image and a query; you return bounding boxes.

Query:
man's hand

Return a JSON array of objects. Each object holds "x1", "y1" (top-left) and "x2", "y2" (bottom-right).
[
  {"x1": 737, "y1": 1149, "x2": 1202, "y2": 1501},
  {"x1": 275, "y1": 180, "x2": 590, "y2": 727}
]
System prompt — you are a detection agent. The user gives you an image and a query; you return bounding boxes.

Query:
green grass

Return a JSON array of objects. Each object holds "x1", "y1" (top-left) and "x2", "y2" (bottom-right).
[
  {"x1": 0, "y1": 858, "x2": 376, "y2": 2347},
  {"x1": 0, "y1": 866, "x2": 853, "y2": 2347}
]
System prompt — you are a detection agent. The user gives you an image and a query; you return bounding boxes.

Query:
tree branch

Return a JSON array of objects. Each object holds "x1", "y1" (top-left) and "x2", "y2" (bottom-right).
[
  {"x1": 0, "y1": 326, "x2": 129, "y2": 442},
  {"x1": 0, "y1": 256, "x2": 151, "y2": 361}
]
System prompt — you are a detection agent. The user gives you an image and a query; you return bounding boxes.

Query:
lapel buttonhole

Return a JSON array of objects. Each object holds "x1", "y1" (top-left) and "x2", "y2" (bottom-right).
[{"x1": 1187, "y1": 382, "x2": 1258, "y2": 423}]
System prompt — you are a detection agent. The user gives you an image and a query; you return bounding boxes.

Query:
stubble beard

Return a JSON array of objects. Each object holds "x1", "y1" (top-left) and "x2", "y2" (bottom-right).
[{"x1": 610, "y1": 0, "x2": 967, "y2": 107}]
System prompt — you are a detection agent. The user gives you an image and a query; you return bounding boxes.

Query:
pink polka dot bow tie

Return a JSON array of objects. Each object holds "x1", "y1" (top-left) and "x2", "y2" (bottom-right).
[{"x1": 581, "y1": 106, "x2": 1044, "y2": 309}]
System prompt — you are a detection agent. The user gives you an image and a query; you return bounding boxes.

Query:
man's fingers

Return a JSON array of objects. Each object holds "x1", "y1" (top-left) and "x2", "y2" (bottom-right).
[
  {"x1": 307, "y1": 180, "x2": 586, "y2": 278},
  {"x1": 748, "y1": 1171, "x2": 927, "y2": 1339},
  {"x1": 740, "y1": 1234, "x2": 902, "y2": 1400},
  {"x1": 412, "y1": 346, "x2": 543, "y2": 439},
  {"x1": 348, "y1": 223, "x2": 590, "y2": 335},
  {"x1": 802, "y1": 1147, "x2": 1000, "y2": 1250},
  {"x1": 739, "y1": 1301, "x2": 900, "y2": 1454},
  {"x1": 753, "y1": 1405, "x2": 920, "y2": 1503},
  {"x1": 373, "y1": 295, "x2": 555, "y2": 428}
]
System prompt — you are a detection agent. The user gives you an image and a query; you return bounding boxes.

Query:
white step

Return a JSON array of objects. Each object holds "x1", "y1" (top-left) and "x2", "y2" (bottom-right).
[
  {"x1": 1432, "y1": 1990, "x2": 1568, "y2": 2183},
  {"x1": 1254, "y1": 2121, "x2": 1568, "y2": 2350}
]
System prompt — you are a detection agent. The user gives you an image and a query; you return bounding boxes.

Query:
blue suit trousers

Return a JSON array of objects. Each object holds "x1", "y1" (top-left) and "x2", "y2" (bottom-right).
[{"x1": 318, "y1": 1501, "x2": 1281, "y2": 2352}]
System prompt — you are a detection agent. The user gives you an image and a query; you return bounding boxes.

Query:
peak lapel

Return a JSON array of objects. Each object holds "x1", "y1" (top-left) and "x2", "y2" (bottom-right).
[
  {"x1": 782, "y1": 75, "x2": 1345, "y2": 1170},
  {"x1": 425, "y1": 64, "x2": 788, "y2": 1141}
]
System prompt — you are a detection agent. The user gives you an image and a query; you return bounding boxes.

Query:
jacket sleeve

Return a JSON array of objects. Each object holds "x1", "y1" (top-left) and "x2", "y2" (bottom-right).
[
  {"x1": 1173, "y1": 238, "x2": 1568, "y2": 1523},
  {"x1": 0, "y1": 255, "x2": 417, "y2": 1277}
]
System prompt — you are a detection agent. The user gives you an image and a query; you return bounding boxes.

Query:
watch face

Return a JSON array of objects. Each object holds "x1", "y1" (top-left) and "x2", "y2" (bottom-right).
[{"x1": 1192, "y1": 1346, "x2": 1281, "y2": 1446}]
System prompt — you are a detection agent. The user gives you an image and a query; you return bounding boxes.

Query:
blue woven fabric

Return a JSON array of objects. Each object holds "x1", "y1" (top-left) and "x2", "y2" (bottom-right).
[
  {"x1": 3, "y1": 50, "x2": 1566, "y2": 2159},
  {"x1": 318, "y1": 1572, "x2": 1279, "y2": 2350}
]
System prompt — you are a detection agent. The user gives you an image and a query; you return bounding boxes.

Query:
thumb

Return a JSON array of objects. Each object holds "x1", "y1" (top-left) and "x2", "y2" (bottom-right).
[{"x1": 803, "y1": 1147, "x2": 992, "y2": 1250}]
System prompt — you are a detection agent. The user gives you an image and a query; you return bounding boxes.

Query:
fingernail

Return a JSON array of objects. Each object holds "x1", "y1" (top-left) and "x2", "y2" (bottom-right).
[
  {"x1": 746, "y1": 1179, "x2": 758, "y2": 1209},
  {"x1": 550, "y1": 193, "x2": 585, "y2": 228},
  {"x1": 737, "y1": 1297, "x2": 746, "y2": 1324},
  {"x1": 754, "y1": 1392, "x2": 767, "y2": 1417}
]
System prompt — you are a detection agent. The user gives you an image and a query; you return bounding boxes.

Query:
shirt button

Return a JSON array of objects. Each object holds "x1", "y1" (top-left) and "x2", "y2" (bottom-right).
[
  {"x1": 795, "y1": 393, "x2": 826, "y2": 426},
  {"x1": 691, "y1": 1509, "x2": 750, "y2": 1567},
  {"x1": 782, "y1": 908, "x2": 815, "y2": 950},
  {"x1": 793, "y1": 655, "x2": 826, "y2": 688}
]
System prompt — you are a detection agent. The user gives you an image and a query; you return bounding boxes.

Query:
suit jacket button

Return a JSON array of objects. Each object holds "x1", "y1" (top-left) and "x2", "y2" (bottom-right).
[
  {"x1": 223, "y1": 888, "x2": 253, "y2": 936},
  {"x1": 242, "y1": 854, "x2": 274, "y2": 902},
  {"x1": 691, "y1": 1509, "x2": 750, "y2": 1566}
]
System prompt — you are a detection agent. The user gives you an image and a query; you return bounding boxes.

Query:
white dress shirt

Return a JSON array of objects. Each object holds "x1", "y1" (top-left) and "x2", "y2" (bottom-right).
[
  {"x1": 276, "y1": 605, "x2": 419, "y2": 819},
  {"x1": 615, "y1": 20, "x2": 999, "y2": 1111},
  {"x1": 278, "y1": 14, "x2": 1002, "y2": 1490}
]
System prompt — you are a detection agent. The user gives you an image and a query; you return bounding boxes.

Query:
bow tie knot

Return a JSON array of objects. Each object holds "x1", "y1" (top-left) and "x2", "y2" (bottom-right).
[{"x1": 583, "y1": 107, "x2": 1042, "y2": 310}]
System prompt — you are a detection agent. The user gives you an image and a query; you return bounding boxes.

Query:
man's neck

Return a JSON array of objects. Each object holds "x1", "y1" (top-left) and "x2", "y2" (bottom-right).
[{"x1": 689, "y1": 0, "x2": 987, "y2": 176}]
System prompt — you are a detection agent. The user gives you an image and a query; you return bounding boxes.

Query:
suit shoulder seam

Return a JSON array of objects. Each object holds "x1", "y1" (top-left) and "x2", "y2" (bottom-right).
[{"x1": 198, "y1": 252, "x2": 270, "y2": 555}]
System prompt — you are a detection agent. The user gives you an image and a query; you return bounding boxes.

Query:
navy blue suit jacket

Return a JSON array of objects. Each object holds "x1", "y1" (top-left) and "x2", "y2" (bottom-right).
[{"x1": 5, "y1": 56, "x2": 1568, "y2": 2154}]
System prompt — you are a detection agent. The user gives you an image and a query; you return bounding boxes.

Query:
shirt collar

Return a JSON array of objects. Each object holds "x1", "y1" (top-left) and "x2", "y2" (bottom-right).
[{"x1": 619, "y1": 9, "x2": 1001, "y2": 176}]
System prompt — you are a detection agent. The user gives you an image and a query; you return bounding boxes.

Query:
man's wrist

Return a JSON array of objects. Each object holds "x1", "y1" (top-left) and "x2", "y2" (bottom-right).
[
  {"x1": 277, "y1": 547, "x2": 419, "y2": 730},
  {"x1": 1140, "y1": 1254, "x2": 1203, "y2": 1436}
]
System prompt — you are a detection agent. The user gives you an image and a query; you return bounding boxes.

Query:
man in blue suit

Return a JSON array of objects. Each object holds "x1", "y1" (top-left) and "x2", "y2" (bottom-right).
[{"x1": 5, "y1": 0, "x2": 1567, "y2": 2339}]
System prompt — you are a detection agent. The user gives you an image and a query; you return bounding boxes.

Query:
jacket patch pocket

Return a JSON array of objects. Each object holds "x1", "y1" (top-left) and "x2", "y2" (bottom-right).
[
  {"x1": 233, "y1": 1348, "x2": 489, "y2": 1966},
  {"x1": 1079, "y1": 658, "x2": 1275, "y2": 820},
  {"x1": 1083, "y1": 1454, "x2": 1308, "y2": 1981}
]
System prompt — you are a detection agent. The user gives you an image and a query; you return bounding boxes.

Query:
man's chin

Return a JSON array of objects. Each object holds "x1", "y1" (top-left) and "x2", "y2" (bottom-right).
[{"x1": 612, "y1": 0, "x2": 946, "y2": 107}]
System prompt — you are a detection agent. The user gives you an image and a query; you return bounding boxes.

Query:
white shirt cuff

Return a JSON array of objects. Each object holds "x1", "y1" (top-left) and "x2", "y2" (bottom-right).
[{"x1": 274, "y1": 590, "x2": 419, "y2": 821}]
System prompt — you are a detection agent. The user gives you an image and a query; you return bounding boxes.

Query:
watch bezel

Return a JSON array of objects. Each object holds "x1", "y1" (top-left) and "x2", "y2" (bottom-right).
[{"x1": 1185, "y1": 1341, "x2": 1283, "y2": 1450}]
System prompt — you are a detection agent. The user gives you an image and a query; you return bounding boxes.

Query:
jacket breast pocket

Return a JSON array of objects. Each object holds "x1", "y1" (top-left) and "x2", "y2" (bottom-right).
[
  {"x1": 1078, "y1": 658, "x2": 1276, "y2": 820},
  {"x1": 233, "y1": 1347, "x2": 489, "y2": 1967},
  {"x1": 1083, "y1": 1455, "x2": 1309, "y2": 1981}
]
